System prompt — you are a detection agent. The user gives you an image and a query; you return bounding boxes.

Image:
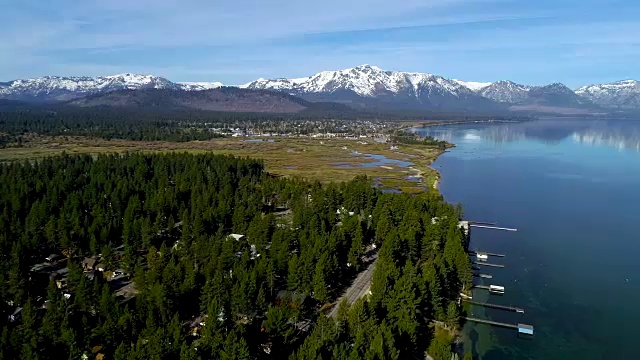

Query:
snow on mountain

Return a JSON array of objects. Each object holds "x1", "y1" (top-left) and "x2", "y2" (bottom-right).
[
  {"x1": 478, "y1": 80, "x2": 531, "y2": 103},
  {"x1": 0, "y1": 74, "x2": 181, "y2": 101},
  {"x1": 239, "y1": 77, "x2": 309, "y2": 90},
  {"x1": 575, "y1": 80, "x2": 640, "y2": 108},
  {"x1": 178, "y1": 82, "x2": 224, "y2": 91},
  {"x1": 3, "y1": 67, "x2": 639, "y2": 111},
  {"x1": 453, "y1": 80, "x2": 492, "y2": 91},
  {"x1": 243, "y1": 64, "x2": 482, "y2": 99}
]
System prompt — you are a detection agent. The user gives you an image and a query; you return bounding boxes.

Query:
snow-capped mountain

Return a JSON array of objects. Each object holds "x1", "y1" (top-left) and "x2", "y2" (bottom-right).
[
  {"x1": 178, "y1": 82, "x2": 224, "y2": 91},
  {"x1": 3, "y1": 66, "x2": 638, "y2": 113},
  {"x1": 243, "y1": 64, "x2": 464, "y2": 97},
  {"x1": 452, "y1": 80, "x2": 492, "y2": 91},
  {"x1": 575, "y1": 80, "x2": 640, "y2": 109},
  {"x1": 0, "y1": 74, "x2": 183, "y2": 102},
  {"x1": 478, "y1": 81, "x2": 531, "y2": 103},
  {"x1": 242, "y1": 64, "x2": 500, "y2": 111}
]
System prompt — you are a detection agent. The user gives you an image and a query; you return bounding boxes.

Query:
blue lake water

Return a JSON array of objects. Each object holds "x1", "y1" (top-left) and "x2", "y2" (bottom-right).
[
  {"x1": 243, "y1": 139, "x2": 275, "y2": 143},
  {"x1": 415, "y1": 119, "x2": 640, "y2": 359},
  {"x1": 334, "y1": 153, "x2": 413, "y2": 169}
]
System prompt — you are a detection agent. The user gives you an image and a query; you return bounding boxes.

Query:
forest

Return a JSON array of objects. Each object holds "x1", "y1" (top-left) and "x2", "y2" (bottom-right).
[{"x1": 0, "y1": 152, "x2": 472, "y2": 360}]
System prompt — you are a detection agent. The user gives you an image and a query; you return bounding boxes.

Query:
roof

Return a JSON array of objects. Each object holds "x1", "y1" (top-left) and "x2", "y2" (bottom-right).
[
  {"x1": 83, "y1": 257, "x2": 97, "y2": 267},
  {"x1": 518, "y1": 324, "x2": 534, "y2": 335},
  {"x1": 276, "y1": 290, "x2": 307, "y2": 303},
  {"x1": 46, "y1": 254, "x2": 61, "y2": 261},
  {"x1": 229, "y1": 234, "x2": 245, "y2": 241}
]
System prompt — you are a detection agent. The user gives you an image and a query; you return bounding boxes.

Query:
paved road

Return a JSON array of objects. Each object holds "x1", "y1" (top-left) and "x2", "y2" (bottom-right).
[{"x1": 328, "y1": 253, "x2": 378, "y2": 318}]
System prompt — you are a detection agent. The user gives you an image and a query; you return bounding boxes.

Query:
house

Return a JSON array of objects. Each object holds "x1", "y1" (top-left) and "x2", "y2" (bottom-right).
[
  {"x1": 82, "y1": 257, "x2": 97, "y2": 272},
  {"x1": 50, "y1": 267, "x2": 69, "y2": 289},
  {"x1": 96, "y1": 263, "x2": 106, "y2": 272}
]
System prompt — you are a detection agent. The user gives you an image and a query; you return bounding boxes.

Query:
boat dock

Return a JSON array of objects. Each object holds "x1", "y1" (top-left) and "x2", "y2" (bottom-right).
[
  {"x1": 465, "y1": 218, "x2": 534, "y2": 337},
  {"x1": 469, "y1": 251, "x2": 505, "y2": 258},
  {"x1": 473, "y1": 284, "x2": 505, "y2": 294},
  {"x1": 464, "y1": 317, "x2": 534, "y2": 335},
  {"x1": 469, "y1": 224, "x2": 518, "y2": 232},
  {"x1": 473, "y1": 262, "x2": 504, "y2": 268},
  {"x1": 473, "y1": 273, "x2": 493, "y2": 279},
  {"x1": 463, "y1": 299, "x2": 524, "y2": 313}
]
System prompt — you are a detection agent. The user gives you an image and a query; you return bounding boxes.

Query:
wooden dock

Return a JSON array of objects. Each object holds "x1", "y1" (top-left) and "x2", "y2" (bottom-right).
[
  {"x1": 473, "y1": 262, "x2": 505, "y2": 268},
  {"x1": 464, "y1": 317, "x2": 534, "y2": 335},
  {"x1": 469, "y1": 224, "x2": 518, "y2": 232},
  {"x1": 463, "y1": 299, "x2": 524, "y2": 313}
]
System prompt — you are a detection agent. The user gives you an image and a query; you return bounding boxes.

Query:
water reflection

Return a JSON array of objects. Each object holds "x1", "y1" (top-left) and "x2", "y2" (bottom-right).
[{"x1": 418, "y1": 119, "x2": 640, "y2": 152}]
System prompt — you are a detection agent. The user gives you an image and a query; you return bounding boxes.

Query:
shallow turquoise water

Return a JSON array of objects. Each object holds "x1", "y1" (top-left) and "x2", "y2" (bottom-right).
[{"x1": 415, "y1": 119, "x2": 640, "y2": 359}]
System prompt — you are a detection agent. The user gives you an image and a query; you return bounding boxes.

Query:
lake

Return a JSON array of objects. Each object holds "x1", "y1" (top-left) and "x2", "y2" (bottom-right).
[{"x1": 414, "y1": 119, "x2": 640, "y2": 359}]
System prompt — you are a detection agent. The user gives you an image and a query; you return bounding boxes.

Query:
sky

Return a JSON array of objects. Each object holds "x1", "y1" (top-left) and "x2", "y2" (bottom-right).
[{"x1": 2, "y1": 0, "x2": 639, "y2": 88}]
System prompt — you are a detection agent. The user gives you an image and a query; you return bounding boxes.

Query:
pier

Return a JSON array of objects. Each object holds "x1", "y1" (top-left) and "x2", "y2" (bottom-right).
[
  {"x1": 469, "y1": 224, "x2": 518, "y2": 232},
  {"x1": 463, "y1": 299, "x2": 524, "y2": 313},
  {"x1": 473, "y1": 273, "x2": 493, "y2": 279},
  {"x1": 473, "y1": 262, "x2": 504, "y2": 268},
  {"x1": 473, "y1": 284, "x2": 505, "y2": 294},
  {"x1": 464, "y1": 317, "x2": 534, "y2": 335},
  {"x1": 469, "y1": 251, "x2": 505, "y2": 258}
]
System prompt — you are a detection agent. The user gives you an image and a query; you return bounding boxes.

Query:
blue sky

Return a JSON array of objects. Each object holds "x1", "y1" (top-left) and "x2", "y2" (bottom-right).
[{"x1": 2, "y1": 0, "x2": 639, "y2": 87}]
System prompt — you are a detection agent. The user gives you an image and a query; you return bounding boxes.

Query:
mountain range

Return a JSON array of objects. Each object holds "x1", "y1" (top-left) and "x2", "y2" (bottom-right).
[{"x1": 1, "y1": 65, "x2": 639, "y2": 114}]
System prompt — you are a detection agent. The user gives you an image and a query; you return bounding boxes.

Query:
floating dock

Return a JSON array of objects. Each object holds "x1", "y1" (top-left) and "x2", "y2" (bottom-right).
[
  {"x1": 463, "y1": 299, "x2": 524, "y2": 313},
  {"x1": 464, "y1": 317, "x2": 534, "y2": 335},
  {"x1": 469, "y1": 224, "x2": 518, "y2": 232},
  {"x1": 473, "y1": 262, "x2": 505, "y2": 268}
]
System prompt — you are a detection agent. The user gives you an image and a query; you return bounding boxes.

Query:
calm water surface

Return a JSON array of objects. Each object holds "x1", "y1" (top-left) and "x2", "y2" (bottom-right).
[{"x1": 415, "y1": 119, "x2": 640, "y2": 360}]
